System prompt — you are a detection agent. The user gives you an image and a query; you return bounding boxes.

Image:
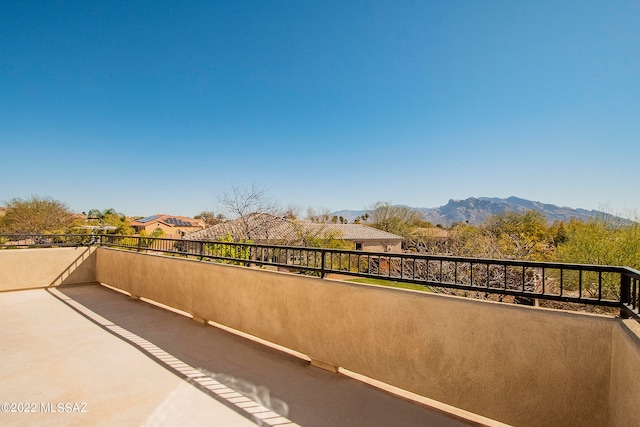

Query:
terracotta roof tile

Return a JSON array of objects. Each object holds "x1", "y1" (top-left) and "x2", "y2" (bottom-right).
[{"x1": 185, "y1": 213, "x2": 403, "y2": 243}]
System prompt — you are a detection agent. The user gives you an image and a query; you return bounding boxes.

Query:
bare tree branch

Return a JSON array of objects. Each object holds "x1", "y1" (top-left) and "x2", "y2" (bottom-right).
[{"x1": 216, "y1": 183, "x2": 281, "y2": 240}]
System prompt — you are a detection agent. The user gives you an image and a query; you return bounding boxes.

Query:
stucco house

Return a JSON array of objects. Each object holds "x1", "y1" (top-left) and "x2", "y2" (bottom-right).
[
  {"x1": 185, "y1": 213, "x2": 404, "y2": 253},
  {"x1": 130, "y1": 214, "x2": 206, "y2": 238}
]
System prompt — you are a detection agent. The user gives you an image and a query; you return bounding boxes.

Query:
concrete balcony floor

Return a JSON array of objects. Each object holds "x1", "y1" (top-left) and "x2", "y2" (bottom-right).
[{"x1": 0, "y1": 284, "x2": 477, "y2": 427}]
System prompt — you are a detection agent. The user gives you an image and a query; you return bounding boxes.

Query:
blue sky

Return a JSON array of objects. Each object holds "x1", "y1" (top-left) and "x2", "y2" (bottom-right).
[{"x1": 1, "y1": 1, "x2": 638, "y2": 218}]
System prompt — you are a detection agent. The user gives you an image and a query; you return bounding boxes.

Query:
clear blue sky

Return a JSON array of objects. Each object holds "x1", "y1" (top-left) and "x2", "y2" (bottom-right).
[{"x1": 1, "y1": 1, "x2": 638, "y2": 218}]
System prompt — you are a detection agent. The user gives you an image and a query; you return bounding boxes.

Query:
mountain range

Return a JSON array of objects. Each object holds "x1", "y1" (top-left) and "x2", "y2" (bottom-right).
[{"x1": 333, "y1": 196, "x2": 617, "y2": 226}]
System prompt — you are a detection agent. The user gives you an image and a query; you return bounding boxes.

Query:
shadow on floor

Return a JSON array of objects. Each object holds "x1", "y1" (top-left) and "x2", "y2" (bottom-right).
[{"x1": 55, "y1": 283, "x2": 470, "y2": 427}]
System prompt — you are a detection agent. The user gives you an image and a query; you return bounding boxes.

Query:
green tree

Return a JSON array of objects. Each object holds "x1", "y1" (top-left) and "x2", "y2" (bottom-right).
[
  {"x1": 85, "y1": 208, "x2": 133, "y2": 235},
  {"x1": 368, "y1": 201, "x2": 424, "y2": 238},
  {"x1": 86, "y1": 209, "x2": 103, "y2": 220},
  {"x1": 354, "y1": 213, "x2": 369, "y2": 224},
  {"x1": 555, "y1": 215, "x2": 640, "y2": 269},
  {"x1": 194, "y1": 211, "x2": 226, "y2": 226},
  {"x1": 1, "y1": 196, "x2": 75, "y2": 234},
  {"x1": 305, "y1": 207, "x2": 332, "y2": 223},
  {"x1": 551, "y1": 215, "x2": 639, "y2": 300},
  {"x1": 483, "y1": 210, "x2": 554, "y2": 260},
  {"x1": 138, "y1": 228, "x2": 166, "y2": 249},
  {"x1": 206, "y1": 232, "x2": 253, "y2": 265},
  {"x1": 444, "y1": 222, "x2": 496, "y2": 257},
  {"x1": 438, "y1": 211, "x2": 556, "y2": 260}
]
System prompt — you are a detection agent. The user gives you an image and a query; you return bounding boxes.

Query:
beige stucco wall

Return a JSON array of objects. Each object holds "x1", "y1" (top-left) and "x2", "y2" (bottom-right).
[
  {"x1": 94, "y1": 248, "x2": 638, "y2": 427},
  {"x1": 360, "y1": 240, "x2": 403, "y2": 253},
  {"x1": 608, "y1": 319, "x2": 640, "y2": 426},
  {"x1": 0, "y1": 247, "x2": 96, "y2": 291}
]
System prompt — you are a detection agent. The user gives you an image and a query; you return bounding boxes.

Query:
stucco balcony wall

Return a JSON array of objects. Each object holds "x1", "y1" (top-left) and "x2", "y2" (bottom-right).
[
  {"x1": 92, "y1": 248, "x2": 640, "y2": 427},
  {"x1": 608, "y1": 319, "x2": 640, "y2": 426},
  {"x1": 0, "y1": 247, "x2": 96, "y2": 291}
]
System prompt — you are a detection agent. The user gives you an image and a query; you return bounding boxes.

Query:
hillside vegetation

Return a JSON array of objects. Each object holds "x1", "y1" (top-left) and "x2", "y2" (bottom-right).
[{"x1": 364, "y1": 201, "x2": 640, "y2": 271}]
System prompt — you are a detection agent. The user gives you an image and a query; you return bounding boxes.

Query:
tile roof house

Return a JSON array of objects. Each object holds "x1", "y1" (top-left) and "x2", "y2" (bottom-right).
[
  {"x1": 130, "y1": 214, "x2": 206, "y2": 238},
  {"x1": 185, "y1": 213, "x2": 298, "y2": 243},
  {"x1": 185, "y1": 213, "x2": 404, "y2": 252}
]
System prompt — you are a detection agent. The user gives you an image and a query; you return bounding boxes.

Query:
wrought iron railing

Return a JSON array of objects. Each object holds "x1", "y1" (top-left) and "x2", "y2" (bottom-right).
[
  {"x1": 1, "y1": 234, "x2": 638, "y2": 321},
  {"x1": 0, "y1": 233, "x2": 94, "y2": 247}
]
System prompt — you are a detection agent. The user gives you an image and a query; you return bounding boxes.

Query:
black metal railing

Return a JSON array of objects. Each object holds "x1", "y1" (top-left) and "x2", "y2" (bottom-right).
[
  {"x1": 2, "y1": 233, "x2": 639, "y2": 321},
  {"x1": 0, "y1": 234, "x2": 94, "y2": 247}
]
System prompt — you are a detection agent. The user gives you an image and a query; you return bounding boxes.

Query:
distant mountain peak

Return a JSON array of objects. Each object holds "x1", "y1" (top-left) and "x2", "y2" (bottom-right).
[
  {"x1": 332, "y1": 197, "x2": 617, "y2": 226},
  {"x1": 418, "y1": 196, "x2": 612, "y2": 226}
]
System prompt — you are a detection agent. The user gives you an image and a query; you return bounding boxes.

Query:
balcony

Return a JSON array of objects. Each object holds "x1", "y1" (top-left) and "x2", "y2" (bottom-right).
[{"x1": 1, "y1": 238, "x2": 639, "y2": 426}]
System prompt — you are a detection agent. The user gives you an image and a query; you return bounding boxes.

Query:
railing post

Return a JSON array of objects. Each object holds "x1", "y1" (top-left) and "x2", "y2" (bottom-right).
[
  {"x1": 137, "y1": 237, "x2": 142, "y2": 252},
  {"x1": 321, "y1": 249, "x2": 327, "y2": 278},
  {"x1": 620, "y1": 273, "x2": 631, "y2": 318},
  {"x1": 199, "y1": 241, "x2": 204, "y2": 260},
  {"x1": 249, "y1": 244, "x2": 257, "y2": 267}
]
